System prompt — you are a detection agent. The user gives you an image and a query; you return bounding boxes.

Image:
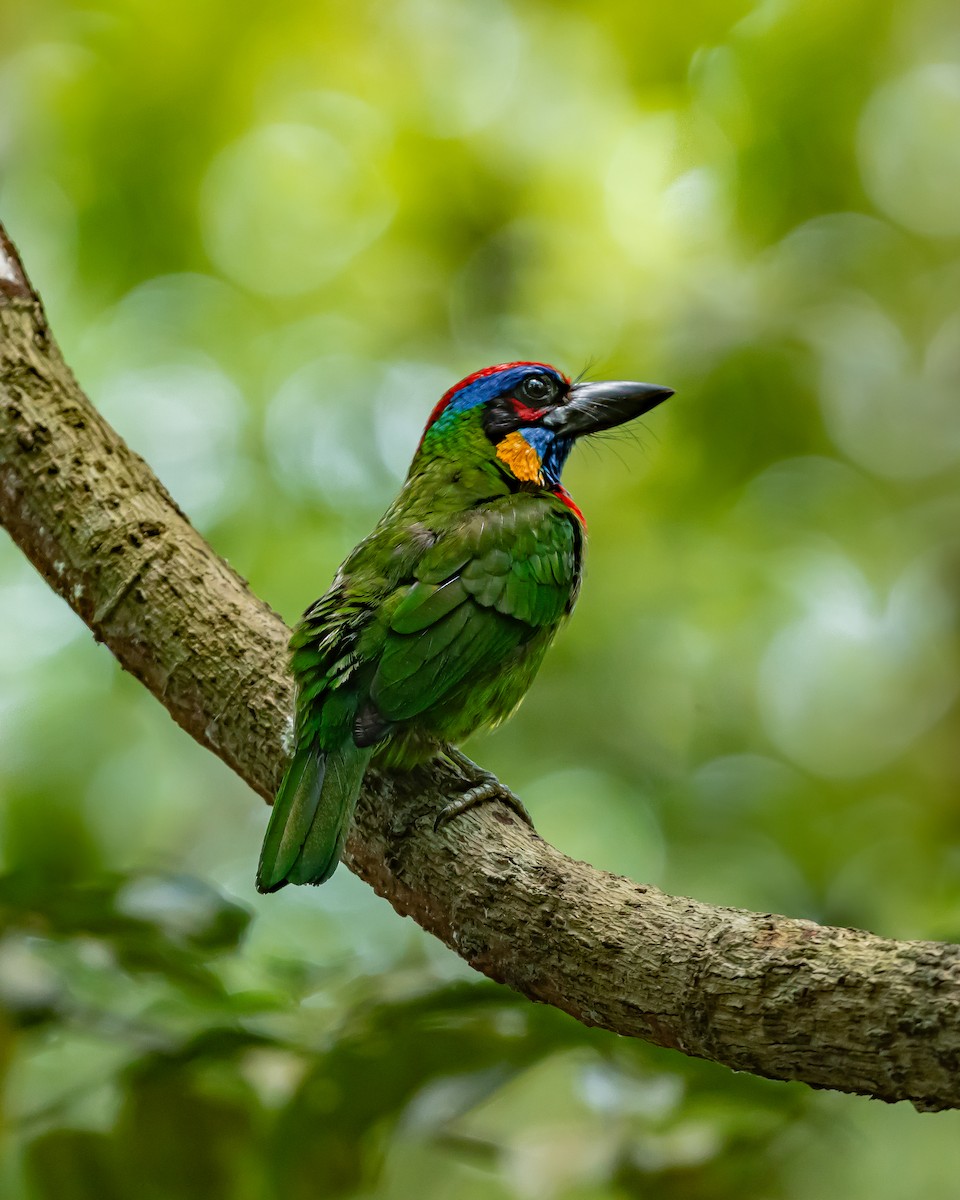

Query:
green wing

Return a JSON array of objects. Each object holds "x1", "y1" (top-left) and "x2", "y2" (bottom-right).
[{"x1": 369, "y1": 497, "x2": 580, "y2": 723}]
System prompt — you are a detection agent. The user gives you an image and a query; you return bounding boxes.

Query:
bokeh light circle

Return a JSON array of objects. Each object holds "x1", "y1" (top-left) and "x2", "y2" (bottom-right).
[
  {"x1": 858, "y1": 64, "x2": 960, "y2": 237},
  {"x1": 201, "y1": 121, "x2": 395, "y2": 296}
]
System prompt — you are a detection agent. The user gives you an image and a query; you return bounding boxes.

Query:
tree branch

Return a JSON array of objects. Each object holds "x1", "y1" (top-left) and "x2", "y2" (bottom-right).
[{"x1": 1, "y1": 223, "x2": 958, "y2": 1111}]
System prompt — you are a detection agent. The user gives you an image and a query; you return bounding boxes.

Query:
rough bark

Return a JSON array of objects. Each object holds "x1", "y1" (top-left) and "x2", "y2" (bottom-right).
[{"x1": 1, "y1": 223, "x2": 958, "y2": 1111}]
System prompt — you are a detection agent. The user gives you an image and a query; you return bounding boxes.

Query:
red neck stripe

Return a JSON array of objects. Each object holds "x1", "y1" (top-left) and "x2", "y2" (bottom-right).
[{"x1": 554, "y1": 485, "x2": 587, "y2": 529}]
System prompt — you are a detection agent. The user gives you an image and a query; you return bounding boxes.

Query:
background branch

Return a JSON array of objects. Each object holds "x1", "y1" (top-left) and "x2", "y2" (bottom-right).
[{"x1": 2, "y1": 224, "x2": 958, "y2": 1111}]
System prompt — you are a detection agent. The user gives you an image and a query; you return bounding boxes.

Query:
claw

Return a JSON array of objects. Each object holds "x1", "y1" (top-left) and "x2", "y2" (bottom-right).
[
  {"x1": 435, "y1": 746, "x2": 535, "y2": 831},
  {"x1": 434, "y1": 781, "x2": 534, "y2": 831}
]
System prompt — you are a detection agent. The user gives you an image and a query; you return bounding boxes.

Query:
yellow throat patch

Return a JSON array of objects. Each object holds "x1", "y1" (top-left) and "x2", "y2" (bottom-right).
[{"x1": 496, "y1": 431, "x2": 543, "y2": 484}]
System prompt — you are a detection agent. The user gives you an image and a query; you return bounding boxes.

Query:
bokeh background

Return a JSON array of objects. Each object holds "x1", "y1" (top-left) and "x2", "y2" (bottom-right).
[{"x1": 2, "y1": 0, "x2": 960, "y2": 1195}]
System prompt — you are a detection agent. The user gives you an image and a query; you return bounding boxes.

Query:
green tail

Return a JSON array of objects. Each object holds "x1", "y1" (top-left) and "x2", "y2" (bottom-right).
[{"x1": 256, "y1": 740, "x2": 372, "y2": 892}]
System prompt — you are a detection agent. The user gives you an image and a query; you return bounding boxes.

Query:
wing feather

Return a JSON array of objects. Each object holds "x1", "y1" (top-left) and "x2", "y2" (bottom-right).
[
  {"x1": 390, "y1": 576, "x2": 468, "y2": 634},
  {"x1": 368, "y1": 497, "x2": 579, "y2": 724},
  {"x1": 293, "y1": 496, "x2": 581, "y2": 740}
]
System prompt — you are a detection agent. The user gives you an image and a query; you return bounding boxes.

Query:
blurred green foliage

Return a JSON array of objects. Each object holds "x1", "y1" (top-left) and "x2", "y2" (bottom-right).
[{"x1": 2, "y1": 0, "x2": 960, "y2": 1195}]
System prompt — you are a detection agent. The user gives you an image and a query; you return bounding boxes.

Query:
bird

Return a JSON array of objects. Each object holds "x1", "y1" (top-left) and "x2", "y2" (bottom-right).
[{"x1": 256, "y1": 362, "x2": 672, "y2": 891}]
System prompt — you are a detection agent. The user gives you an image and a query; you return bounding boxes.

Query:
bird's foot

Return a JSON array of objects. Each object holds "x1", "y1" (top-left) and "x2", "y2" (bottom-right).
[
  {"x1": 434, "y1": 779, "x2": 534, "y2": 831},
  {"x1": 434, "y1": 747, "x2": 534, "y2": 832}
]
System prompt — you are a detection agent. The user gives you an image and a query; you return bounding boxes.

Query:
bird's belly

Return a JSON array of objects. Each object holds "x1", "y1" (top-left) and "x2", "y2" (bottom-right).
[{"x1": 372, "y1": 624, "x2": 557, "y2": 770}]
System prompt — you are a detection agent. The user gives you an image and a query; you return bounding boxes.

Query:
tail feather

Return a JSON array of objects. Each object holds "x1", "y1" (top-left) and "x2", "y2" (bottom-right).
[{"x1": 256, "y1": 741, "x2": 371, "y2": 892}]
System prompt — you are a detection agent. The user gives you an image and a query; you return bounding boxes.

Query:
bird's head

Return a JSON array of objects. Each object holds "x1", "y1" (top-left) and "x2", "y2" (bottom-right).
[{"x1": 415, "y1": 361, "x2": 672, "y2": 488}]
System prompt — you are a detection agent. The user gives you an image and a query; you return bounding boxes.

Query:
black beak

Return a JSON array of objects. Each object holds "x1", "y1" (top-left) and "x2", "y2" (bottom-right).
[{"x1": 543, "y1": 380, "x2": 673, "y2": 437}]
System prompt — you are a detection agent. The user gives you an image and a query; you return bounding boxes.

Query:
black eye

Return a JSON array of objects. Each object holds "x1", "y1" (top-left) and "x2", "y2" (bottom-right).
[{"x1": 518, "y1": 375, "x2": 558, "y2": 404}]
